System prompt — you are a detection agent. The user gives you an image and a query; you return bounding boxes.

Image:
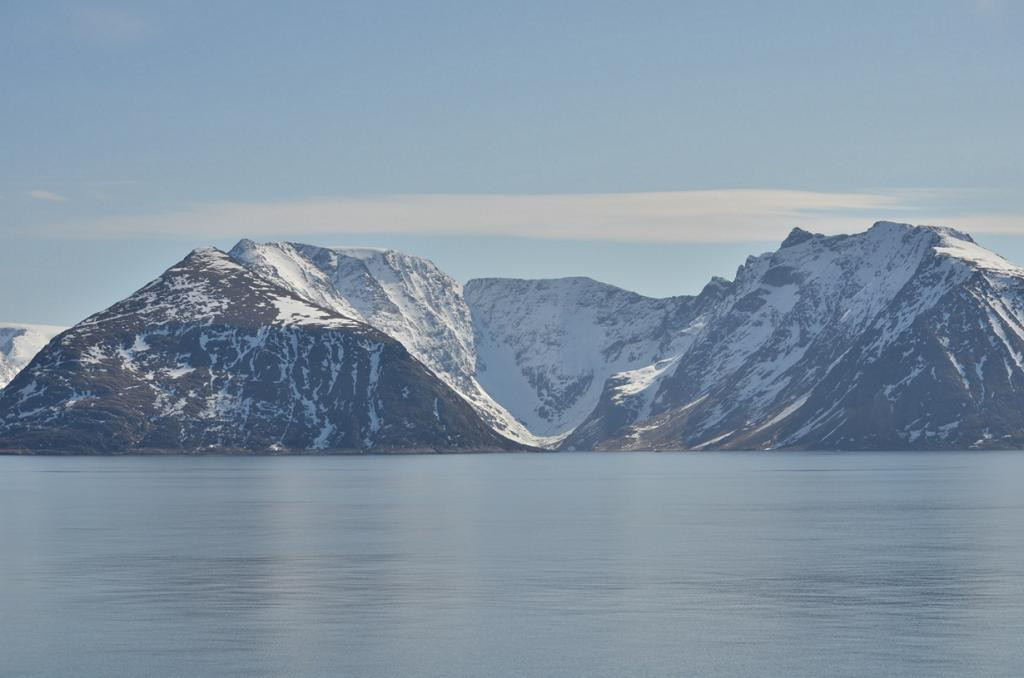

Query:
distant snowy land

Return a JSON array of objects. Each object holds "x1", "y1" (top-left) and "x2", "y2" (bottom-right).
[
  {"x1": 3, "y1": 221, "x2": 1024, "y2": 453},
  {"x1": 0, "y1": 323, "x2": 66, "y2": 389}
]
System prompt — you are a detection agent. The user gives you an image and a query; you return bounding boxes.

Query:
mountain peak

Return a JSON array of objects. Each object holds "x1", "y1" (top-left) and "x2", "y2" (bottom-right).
[
  {"x1": 231, "y1": 238, "x2": 258, "y2": 249},
  {"x1": 868, "y1": 220, "x2": 975, "y2": 243},
  {"x1": 180, "y1": 246, "x2": 238, "y2": 270},
  {"x1": 858, "y1": 222, "x2": 1024, "y2": 276},
  {"x1": 697, "y1": 275, "x2": 733, "y2": 299},
  {"x1": 186, "y1": 246, "x2": 225, "y2": 257},
  {"x1": 779, "y1": 227, "x2": 819, "y2": 248}
]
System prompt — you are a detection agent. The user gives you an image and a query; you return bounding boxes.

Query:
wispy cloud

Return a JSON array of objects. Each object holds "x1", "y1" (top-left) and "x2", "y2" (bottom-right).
[
  {"x1": 38, "y1": 188, "x2": 1023, "y2": 243},
  {"x1": 28, "y1": 189, "x2": 67, "y2": 203}
]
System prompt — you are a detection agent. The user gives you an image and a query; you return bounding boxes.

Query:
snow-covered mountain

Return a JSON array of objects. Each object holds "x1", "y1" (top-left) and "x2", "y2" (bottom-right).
[
  {"x1": 215, "y1": 225, "x2": 1024, "y2": 450},
  {"x1": 226, "y1": 240, "x2": 734, "y2": 446},
  {"x1": 463, "y1": 276, "x2": 730, "y2": 441},
  {"x1": 5, "y1": 221, "x2": 1024, "y2": 452},
  {"x1": 0, "y1": 248, "x2": 521, "y2": 453},
  {"x1": 227, "y1": 240, "x2": 546, "y2": 445},
  {"x1": 575, "y1": 221, "x2": 1024, "y2": 450},
  {"x1": 0, "y1": 323, "x2": 66, "y2": 389}
]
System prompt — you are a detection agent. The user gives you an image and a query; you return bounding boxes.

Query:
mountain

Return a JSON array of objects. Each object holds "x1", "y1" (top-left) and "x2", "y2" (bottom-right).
[
  {"x1": 0, "y1": 323, "x2": 66, "y2": 389},
  {"x1": 220, "y1": 225, "x2": 1024, "y2": 451},
  {"x1": 226, "y1": 240, "x2": 734, "y2": 446},
  {"x1": 0, "y1": 248, "x2": 522, "y2": 453},
  {"x1": 227, "y1": 240, "x2": 545, "y2": 445},
  {"x1": 574, "y1": 221, "x2": 1024, "y2": 450},
  {"x1": 5, "y1": 221, "x2": 1024, "y2": 453},
  {"x1": 463, "y1": 276, "x2": 730, "y2": 441}
]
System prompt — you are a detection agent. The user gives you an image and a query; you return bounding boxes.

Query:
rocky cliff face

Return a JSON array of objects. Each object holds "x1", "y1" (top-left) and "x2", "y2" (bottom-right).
[{"x1": 0, "y1": 248, "x2": 521, "y2": 453}]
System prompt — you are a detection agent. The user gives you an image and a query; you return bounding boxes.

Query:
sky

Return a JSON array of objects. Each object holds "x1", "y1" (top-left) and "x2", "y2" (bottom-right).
[{"x1": 2, "y1": 0, "x2": 1023, "y2": 324}]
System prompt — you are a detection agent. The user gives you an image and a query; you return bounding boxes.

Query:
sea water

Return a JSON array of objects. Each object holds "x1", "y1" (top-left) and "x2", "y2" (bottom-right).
[{"x1": 2, "y1": 451, "x2": 1023, "y2": 677}]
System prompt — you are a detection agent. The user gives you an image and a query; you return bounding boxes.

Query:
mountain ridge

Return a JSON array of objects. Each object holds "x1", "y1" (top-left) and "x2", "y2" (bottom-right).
[{"x1": 4, "y1": 221, "x2": 1024, "y2": 452}]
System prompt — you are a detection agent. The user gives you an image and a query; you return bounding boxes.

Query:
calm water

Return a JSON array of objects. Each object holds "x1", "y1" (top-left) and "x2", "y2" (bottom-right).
[{"x1": 3, "y1": 452, "x2": 1024, "y2": 677}]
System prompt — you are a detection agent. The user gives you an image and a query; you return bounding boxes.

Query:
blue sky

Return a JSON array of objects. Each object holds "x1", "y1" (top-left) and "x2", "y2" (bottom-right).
[{"x1": 2, "y1": 1, "x2": 1023, "y2": 324}]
